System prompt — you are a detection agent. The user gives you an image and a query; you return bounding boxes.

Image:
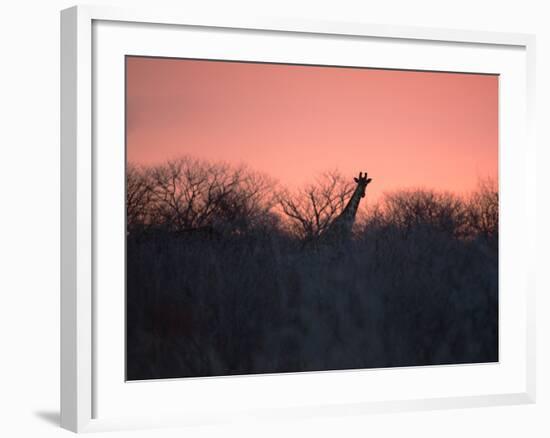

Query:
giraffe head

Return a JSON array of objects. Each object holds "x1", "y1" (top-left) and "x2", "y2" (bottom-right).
[{"x1": 354, "y1": 172, "x2": 372, "y2": 198}]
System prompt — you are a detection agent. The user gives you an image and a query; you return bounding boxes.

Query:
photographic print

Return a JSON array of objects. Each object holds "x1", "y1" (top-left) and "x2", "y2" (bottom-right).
[{"x1": 125, "y1": 56, "x2": 498, "y2": 381}]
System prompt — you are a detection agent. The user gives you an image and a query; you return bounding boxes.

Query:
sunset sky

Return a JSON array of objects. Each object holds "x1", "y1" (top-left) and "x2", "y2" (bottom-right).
[{"x1": 126, "y1": 56, "x2": 498, "y2": 202}]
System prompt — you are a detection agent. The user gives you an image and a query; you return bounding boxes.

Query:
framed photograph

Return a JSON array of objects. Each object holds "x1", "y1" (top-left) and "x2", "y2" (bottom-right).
[{"x1": 61, "y1": 5, "x2": 536, "y2": 433}]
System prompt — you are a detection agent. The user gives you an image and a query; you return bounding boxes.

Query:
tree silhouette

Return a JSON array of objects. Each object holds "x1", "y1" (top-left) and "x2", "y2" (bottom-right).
[
  {"x1": 277, "y1": 170, "x2": 355, "y2": 240},
  {"x1": 126, "y1": 163, "x2": 153, "y2": 234},
  {"x1": 382, "y1": 189, "x2": 467, "y2": 238},
  {"x1": 127, "y1": 156, "x2": 277, "y2": 237},
  {"x1": 126, "y1": 157, "x2": 499, "y2": 380},
  {"x1": 465, "y1": 178, "x2": 498, "y2": 240}
]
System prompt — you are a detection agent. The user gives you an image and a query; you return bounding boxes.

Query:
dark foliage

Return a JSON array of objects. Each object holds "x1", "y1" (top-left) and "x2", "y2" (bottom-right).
[{"x1": 126, "y1": 158, "x2": 498, "y2": 380}]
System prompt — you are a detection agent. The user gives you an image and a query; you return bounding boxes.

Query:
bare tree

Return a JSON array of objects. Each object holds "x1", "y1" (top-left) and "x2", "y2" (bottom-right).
[
  {"x1": 214, "y1": 167, "x2": 279, "y2": 233},
  {"x1": 277, "y1": 171, "x2": 355, "y2": 240},
  {"x1": 126, "y1": 163, "x2": 154, "y2": 234},
  {"x1": 382, "y1": 189, "x2": 467, "y2": 238},
  {"x1": 357, "y1": 181, "x2": 498, "y2": 243},
  {"x1": 465, "y1": 178, "x2": 498, "y2": 239},
  {"x1": 133, "y1": 156, "x2": 277, "y2": 235}
]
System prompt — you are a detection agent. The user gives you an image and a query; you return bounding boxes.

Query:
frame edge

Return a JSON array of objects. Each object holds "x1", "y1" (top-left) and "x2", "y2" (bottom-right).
[
  {"x1": 524, "y1": 34, "x2": 537, "y2": 404},
  {"x1": 61, "y1": 5, "x2": 93, "y2": 433},
  {"x1": 60, "y1": 6, "x2": 78, "y2": 432}
]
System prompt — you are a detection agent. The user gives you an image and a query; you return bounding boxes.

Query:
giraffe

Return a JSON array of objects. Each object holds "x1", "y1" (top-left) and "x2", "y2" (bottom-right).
[{"x1": 322, "y1": 171, "x2": 372, "y2": 241}]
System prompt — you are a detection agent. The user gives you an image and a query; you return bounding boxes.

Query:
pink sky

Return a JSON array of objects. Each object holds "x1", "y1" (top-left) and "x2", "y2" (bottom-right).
[{"x1": 126, "y1": 56, "x2": 498, "y2": 202}]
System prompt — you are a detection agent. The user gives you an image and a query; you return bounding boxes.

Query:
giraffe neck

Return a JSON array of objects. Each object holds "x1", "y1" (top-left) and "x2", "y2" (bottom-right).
[
  {"x1": 326, "y1": 184, "x2": 364, "y2": 238},
  {"x1": 340, "y1": 185, "x2": 364, "y2": 223}
]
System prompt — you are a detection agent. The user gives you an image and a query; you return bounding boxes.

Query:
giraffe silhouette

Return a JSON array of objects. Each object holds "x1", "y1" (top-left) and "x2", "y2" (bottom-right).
[{"x1": 322, "y1": 171, "x2": 372, "y2": 241}]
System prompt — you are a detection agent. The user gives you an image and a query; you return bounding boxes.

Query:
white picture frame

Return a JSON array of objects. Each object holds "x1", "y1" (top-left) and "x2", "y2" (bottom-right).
[{"x1": 60, "y1": 4, "x2": 537, "y2": 433}]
